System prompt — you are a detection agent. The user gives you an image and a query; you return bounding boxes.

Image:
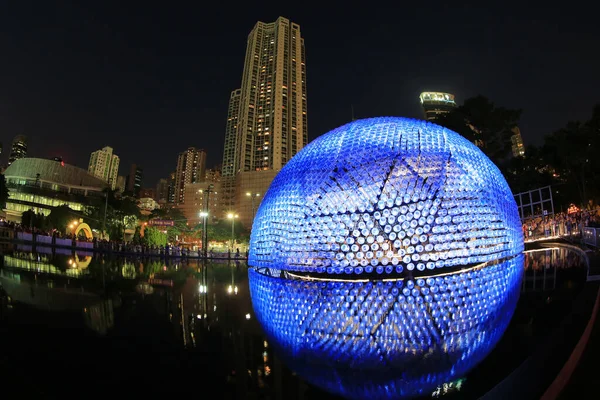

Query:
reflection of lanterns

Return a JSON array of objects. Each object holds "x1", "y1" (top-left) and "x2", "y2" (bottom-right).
[
  {"x1": 249, "y1": 255, "x2": 523, "y2": 399},
  {"x1": 122, "y1": 263, "x2": 137, "y2": 279},
  {"x1": 136, "y1": 282, "x2": 154, "y2": 295}
]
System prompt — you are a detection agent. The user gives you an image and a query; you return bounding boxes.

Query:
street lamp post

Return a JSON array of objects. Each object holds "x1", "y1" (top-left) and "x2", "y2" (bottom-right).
[
  {"x1": 199, "y1": 211, "x2": 208, "y2": 258},
  {"x1": 227, "y1": 213, "x2": 238, "y2": 254},
  {"x1": 200, "y1": 184, "x2": 214, "y2": 259},
  {"x1": 246, "y1": 192, "x2": 261, "y2": 223}
]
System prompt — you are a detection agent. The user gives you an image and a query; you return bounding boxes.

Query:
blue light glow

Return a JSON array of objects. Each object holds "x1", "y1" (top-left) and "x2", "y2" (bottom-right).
[
  {"x1": 249, "y1": 117, "x2": 523, "y2": 275},
  {"x1": 249, "y1": 254, "x2": 523, "y2": 399},
  {"x1": 248, "y1": 117, "x2": 525, "y2": 398}
]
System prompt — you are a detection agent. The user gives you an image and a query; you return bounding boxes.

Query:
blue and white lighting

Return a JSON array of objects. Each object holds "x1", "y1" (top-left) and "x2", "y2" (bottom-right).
[
  {"x1": 249, "y1": 117, "x2": 523, "y2": 275},
  {"x1": 249, "y1": 255, "x2": 523, "y2": 399},
  {"x1": 248, "y1": 117, "x2": 525, "y2": 399}
]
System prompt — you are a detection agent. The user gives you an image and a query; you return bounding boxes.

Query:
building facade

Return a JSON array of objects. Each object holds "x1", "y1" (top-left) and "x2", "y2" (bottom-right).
[
  {"x1": 3, "y1": 158, "x2": 108, "y2": 222},
  {"x1": 174, "y1": 147, "x2": 207, "y2": 204},
  {"x1": 223, "y1": 16, "x2": 307, "y2": 227},
  {"x1": 126, "y1": 164, "x2": 143, "y2": 197},
  {"x1": 167, "y1": 172, "x2": 176, "y2": 204},
  {"x1": 116, "y1": 175, "x2": 126, "y2": 194},
  {"x1": 511, "y1": 126, "x2": 525, "y2": 157},
  {"x1": 156, "y1": 178, "x2": 168, "y2": 203},
  {"x1": 88, "y1": 146, "x2": 120, "y2": 190},
  {"x1": 419, "y1": 92, "x2": 457, "y2": 121},
  {"x1": 178, "y1": 182, "x2": 222, "y2": 226},
  {"x1": 8, "y1": 135, "x2": 28, "y2": 166}
]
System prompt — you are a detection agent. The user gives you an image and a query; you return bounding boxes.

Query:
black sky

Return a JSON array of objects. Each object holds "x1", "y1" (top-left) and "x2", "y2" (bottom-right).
[{"x1": 1, "y1": 3, "x2": 598, "y2": 186}]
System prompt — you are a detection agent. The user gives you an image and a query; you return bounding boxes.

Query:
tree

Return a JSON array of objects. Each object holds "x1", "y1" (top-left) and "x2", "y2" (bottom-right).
[
  {"x1": 47, "y1": 205, "x2": 78, "y2": 232},
  {"x1": 144, "y1": 226, "x2": 167, "y2": 246},
  {"x1": 434, "y1": 95, "x2": 522, "y2": 168},
  {"x1": 542, "y1": 120, "x2": 596, "y2": 207},
  {"x1": 0, "y1": 174, "x2": 9, "y2": 209},
  {"x1": 21, "y1": 210, "x2": 47, "y2": 230}
]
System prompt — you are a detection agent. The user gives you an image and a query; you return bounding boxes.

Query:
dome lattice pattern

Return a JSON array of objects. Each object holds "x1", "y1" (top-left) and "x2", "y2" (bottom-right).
[{"x1": 249, "y1": 117, "x2": 523, "y2": 275}]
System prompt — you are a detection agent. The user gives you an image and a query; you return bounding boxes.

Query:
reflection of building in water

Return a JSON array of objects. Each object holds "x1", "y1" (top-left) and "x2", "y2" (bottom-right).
[
  {"x1": 0, "y1": 269, "x2": 100, "y2": 311},
  {"x1": 83, "y1": 299, "x2": 114, "y2": 335}
]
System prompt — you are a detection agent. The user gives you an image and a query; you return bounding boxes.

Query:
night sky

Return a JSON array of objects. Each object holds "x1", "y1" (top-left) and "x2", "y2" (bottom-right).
[{"x1": 1, "y1": 3, "x2": 598, "y2": 186}]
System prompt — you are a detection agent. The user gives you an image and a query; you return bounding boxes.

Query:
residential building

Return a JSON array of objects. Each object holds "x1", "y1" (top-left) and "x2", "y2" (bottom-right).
[
  {"x1": 88, "y1": 146, "x2": 120, "y2": 189},
  {"x1": 223, "y1": 17, "x2": 307, "y2": 227},
  {"x1": 174, "y1": 147, "x2": 206, "y2": 204},
  {"x1": 167, "y1": 172, "x2": 176, "y2": 204},
  {"x1": 178, "y1": 182, "x2": 222, "y2": 226},
  {"x1": 511, "y1": 126, "x2": 525, "y2": 157}
]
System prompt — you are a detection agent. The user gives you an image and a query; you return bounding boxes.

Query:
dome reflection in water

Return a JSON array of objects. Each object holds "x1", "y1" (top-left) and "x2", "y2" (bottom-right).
[{"x1": 250, "y1": 254, "x2": 523, "y2": 399}]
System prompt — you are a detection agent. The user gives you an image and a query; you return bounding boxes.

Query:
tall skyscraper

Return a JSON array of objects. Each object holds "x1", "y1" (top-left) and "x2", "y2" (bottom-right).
[
  {"x1": 222, "y1": 89, "x2": 241, "y2": 209},
  {"x1": 8, "y1": 135, "x2": 28, "y2": 166},
  {"x1": 156, "y1": 178, "x2": 169, "y2": 203},
  {"x1": 419, "y1": 92, "x2": 457, "y2": 121},
  {"x1": 511, "y1": 126, "x2": 525, "y2": 157},
  {"x1": 126, "y1": 163, "x2": 143, "y2": 197},
  {"x1": 174, "y1": 147, "x2": 207, "y2": 204},
  {"x1": 88, "y1": 146, "x2": 120, "y2": 189},
  {"x1": 116, "y1": 175, "x2": 126, "y2": 194},
  {"x1": 223, "y1": 16, "x2": 307, "y2": 227}
]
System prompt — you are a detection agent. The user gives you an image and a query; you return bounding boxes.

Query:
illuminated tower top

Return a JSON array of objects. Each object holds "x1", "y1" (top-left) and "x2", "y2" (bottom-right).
[{"x1": 419, "y1": 92, "x2": 457, "y2": 121}]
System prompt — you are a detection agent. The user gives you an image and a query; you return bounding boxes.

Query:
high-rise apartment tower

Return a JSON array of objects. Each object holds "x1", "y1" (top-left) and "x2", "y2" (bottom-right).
[
  {"x1": 88, "y1": 146, "x2": 120, "y2": 189},
  {"x1": 222, "y1": 16, "x2": 307, "y2": 226},
  {"x1": 174, "y1": 147, "x2": 206, "y2": 204}
]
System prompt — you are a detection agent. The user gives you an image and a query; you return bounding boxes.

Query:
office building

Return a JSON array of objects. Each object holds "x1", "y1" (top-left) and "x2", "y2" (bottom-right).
[
  {"x1": 419, "y1": 92, "x2": 457, "y2": 121},
  {"x1": 174, "y1": 147, "x2": 206, "y2": 204},
  {"x1": 88, "y1": 146, "x2": 120, "y2": 190},
  {"x1": 223, "y1": 17, "x2": 307, "y2": 227},
  {"x1": 8, "y1": 135, "x2": 28, "y2": 166},
  {"x1": 511, "y1": 127, "x2": 525, "y2": 157},
  {"x1": 126, "y1": 164, "x2": 143, "y2": 197}
]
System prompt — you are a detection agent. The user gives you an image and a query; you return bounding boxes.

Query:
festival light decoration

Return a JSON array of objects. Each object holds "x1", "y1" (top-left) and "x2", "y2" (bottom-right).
[
  {"x1": 249, "y1": 117, "x2": 523, "y2": 275},
  {"x1": 248, "y1": 117, "x2": 525, "y2": 399}
]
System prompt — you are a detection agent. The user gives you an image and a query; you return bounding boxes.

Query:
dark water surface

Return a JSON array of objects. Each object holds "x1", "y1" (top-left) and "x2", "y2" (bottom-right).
[{"x1": 0, "y1": 244, "x2": 587, "y2": 399}]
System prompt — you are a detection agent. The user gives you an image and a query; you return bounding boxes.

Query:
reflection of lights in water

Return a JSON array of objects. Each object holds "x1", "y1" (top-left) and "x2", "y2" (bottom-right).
[
  {"x1": 122, "y1": 264, "x2": 137, "y2": 279},
  {"x1": 249, "y1": 255, "x2": 523, "y2": 400},
  {"x1": 135, "y1": 282, "x2": 154, "y2": 295},
  {"x1": 227, "y1": 285, "x2": 239, "y2": 294}
]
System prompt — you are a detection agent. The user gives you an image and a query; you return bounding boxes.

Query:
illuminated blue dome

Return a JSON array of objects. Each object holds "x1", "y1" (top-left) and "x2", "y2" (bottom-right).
[{"x1": 249, "y1": 117, "x2": 523, "y2": 274}]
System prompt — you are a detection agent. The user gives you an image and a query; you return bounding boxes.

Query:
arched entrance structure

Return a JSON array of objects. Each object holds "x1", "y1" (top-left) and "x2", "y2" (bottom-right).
[{"x1": 74, "y1": 223, "x2": 93, "y2": 240}]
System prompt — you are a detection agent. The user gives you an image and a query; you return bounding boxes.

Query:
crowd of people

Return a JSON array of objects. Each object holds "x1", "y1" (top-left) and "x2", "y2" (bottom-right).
[
  {"x1": 0, "y1": 219, "x2": 246, "y2": 259},
  {"x1": 522, "y1": 207, "x2": 600, "y2": 241}
]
